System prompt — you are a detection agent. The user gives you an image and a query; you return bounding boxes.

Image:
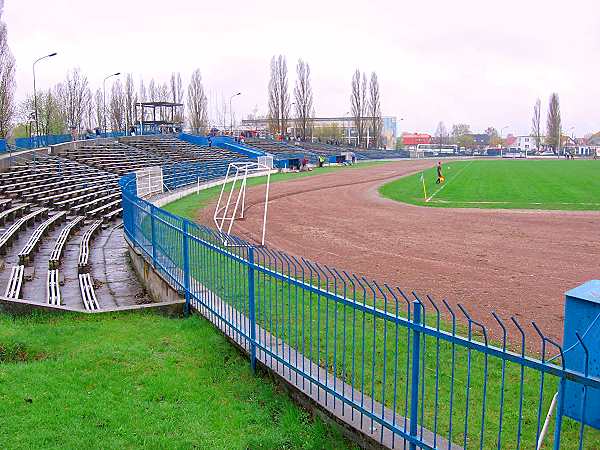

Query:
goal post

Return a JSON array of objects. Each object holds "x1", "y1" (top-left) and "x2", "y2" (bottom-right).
[{"x1": 213, "y1": 161, "x2": 272, "y2": 246}]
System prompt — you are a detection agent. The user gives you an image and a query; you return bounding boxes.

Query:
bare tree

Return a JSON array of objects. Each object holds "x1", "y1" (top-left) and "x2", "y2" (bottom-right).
[
  {"x1": 170, "y1": 73, "x2": 184, "y2": 104},
  {"x1": 267, "y1": 62, "x2": 280, "y2": 134},
  {"x1": 138, "y1": 78, "x2": 147, "y2": 122},
  {"x1": 33, "y1": 88, "x2": 63, "y2": 136},
  {"x1": 546, "y1": 93, "x2": 561, "y2": 153},
  {"x1": 267, "y1": 55, "x2": 290, "y2": 136},
  {"x1": 83, "y1": 87, "x2": 95, "y2": 131},
  {"x1": 56, "y1": 68, "x2": 90, "y2": 134},
  {"x1": 170, "y1": 72, "x2": 184, "y2": 124},
  {"x1": 293, "y1": 59, "x2": 313, "y2": 141},
  {"x1": 435, "y1": 121, "x2": 449, "y2": 146},
  {"x1": 350, "y1": 69, "x2": 368, "y2": 147},
  {"x1": 109, "y1": 79, "x2": 125, "y2": 131},
  {"x1": 94, "y1": 88, "x2": 103, "y2": 131},
  {"x1": 0, "y1": 15, "x2": 15, "y2": 138},
  {"x1": 187, "y1": 69, "x2": 208, "y2": 134},
  {"x1": 531, "y1": 98, "x2": 542, "y2": 151},
  {"x1": 124, "y1": 74, "x2": 136, "y2": 132},
  {"x1": 157, "y1": 82, "x2": 169, "y2": 120},
  {"x1": 148, "y1": 79, "x2": 157, "y2": 101},
  {"x1": 368, "y1": 72, "x2": 382, "y2": 148}
]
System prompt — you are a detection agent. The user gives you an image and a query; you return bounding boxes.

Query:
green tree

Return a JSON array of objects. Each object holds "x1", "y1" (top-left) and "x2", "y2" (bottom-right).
[
  {"x1": 545, "y1": 93, "x2": 561, "y2": 153},
  {"x1": 485, "y1": 126, "x2": 502, "y2": 147},
  {"x1": 457, "y1": 134, "x2": 476, "y2": 149}
]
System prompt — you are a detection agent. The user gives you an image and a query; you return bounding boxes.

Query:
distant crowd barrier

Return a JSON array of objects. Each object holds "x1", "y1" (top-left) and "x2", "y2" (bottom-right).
[
  {"x1": 178, "y1": 132, "x2": 265, "y2": 159},
  {"x1": 121, "y1": 161, "x2": 600, "y2": 449}
]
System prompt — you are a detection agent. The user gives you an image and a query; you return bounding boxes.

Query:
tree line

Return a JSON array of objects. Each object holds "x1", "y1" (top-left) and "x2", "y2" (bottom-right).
[
  {"x1": 267, "y1": 55, "x2": 383, "y2": 148},
  {"x1": 14, "y1": 69, "x2": 210, "y2": 138},
  {"x1": 428, "y1": 93, "x2": 563, "y2": 151}
]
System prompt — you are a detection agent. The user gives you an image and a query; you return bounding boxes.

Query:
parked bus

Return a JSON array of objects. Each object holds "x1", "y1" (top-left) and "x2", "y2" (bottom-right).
[{"x1": 416, "y1": 144, "x2": 459, "y2": 155}]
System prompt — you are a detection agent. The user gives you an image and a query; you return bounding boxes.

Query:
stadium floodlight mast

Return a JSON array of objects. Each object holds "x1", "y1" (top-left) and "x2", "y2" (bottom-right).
[
  {"x1": 103, "y1": 72, "x2": 121, "y2": 135},
  {"x1": 32, "y1": 52, "x2": 58, "y2": 139},
  {"x1": 229, "y1": 92, "x2": 241, "y2": 134}
]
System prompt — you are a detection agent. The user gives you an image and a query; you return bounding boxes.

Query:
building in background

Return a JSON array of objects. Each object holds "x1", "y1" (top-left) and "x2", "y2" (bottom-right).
[
  {"x1": 514, "y1": 135, "x2": 540, "y2": 153},
  {"x1": 468, "y1": 134, "x2": 491, "y2": 147},
  {"x1": 241, "y1": 116, "x2": 397, "y2": 149},
  {"x1": 401, "y1": 133, "x2": 431, "y2": 148}
]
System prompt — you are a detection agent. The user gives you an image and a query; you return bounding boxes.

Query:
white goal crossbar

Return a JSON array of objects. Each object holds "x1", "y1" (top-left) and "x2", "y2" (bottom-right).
[{"x1": 213, "y1": 161, "x2": 272, "y2": 246}]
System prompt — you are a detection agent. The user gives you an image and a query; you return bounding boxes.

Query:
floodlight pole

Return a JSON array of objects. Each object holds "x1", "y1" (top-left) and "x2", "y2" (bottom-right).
[
  {"x1": 229, "y1": 92, "x2": 241, "y2": 135},
  {"x1": 32, "y1": 52, "x2": 57, "y2": 139},
  {"x1": 103, "y1": 72, "x2": 121, "y2": 135}
]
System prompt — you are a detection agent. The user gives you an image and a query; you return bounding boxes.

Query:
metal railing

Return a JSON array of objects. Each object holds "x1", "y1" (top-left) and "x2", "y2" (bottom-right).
[{"x1": 121, "y1": 165, "x2": 600, "y2": 449}]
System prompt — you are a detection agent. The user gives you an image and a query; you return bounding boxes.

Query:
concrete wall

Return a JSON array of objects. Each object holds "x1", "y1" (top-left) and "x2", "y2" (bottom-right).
[
  {"x1": 0, "y1": 147, "x2": 51, "y2": 172},
  {"x1": 126, "y1": 236, "x2": 186, "y2": 309}
]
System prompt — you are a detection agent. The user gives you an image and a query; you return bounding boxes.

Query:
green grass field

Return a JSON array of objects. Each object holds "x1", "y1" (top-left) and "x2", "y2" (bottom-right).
[
  {"x1": 0, "y1": 312, "x2": 354, "y2": 449},
  {"x1": 379, "y1": 159, "x2": 600, "y2": 210}
]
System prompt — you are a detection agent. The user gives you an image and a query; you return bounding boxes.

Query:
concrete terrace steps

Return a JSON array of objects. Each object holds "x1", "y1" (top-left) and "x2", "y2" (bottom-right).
[{"x1": 0, "y1": 135, "x2": 253, "y2": 313}]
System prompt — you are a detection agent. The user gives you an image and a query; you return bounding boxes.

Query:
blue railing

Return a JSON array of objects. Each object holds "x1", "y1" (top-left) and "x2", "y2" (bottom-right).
[
  {"x1": 178, "y1": 132, "x2": 265, "y2": 158},
  {"x1": 15, "y1": 134, "x2": 72, "y2": 149},
  {"x1": 121, "y1": 165, "x2": 600, "y2": 449}
]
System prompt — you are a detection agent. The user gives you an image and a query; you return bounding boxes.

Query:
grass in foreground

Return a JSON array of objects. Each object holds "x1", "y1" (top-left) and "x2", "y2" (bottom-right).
[
  {"x1": 162, "y1": 161, "x2": 388, "y2": 219},
  {"x1": 0, "y1": 312, "x2": 355, "y2": 450},
  {"x1": 379, "y1": 159, "x2": 600, "y2": 210}
]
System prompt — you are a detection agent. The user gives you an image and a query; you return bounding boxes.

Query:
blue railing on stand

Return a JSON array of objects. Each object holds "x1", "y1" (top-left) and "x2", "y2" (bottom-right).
[
  {"x1": 121, "y1": 165, "x2": 600, "y2": 449},
  {"x1": 15, "y1": 134, "x2": 72, "y2": 149}
]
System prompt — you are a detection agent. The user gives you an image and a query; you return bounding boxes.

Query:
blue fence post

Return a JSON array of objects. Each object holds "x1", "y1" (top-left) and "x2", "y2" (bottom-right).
[
  {"x1": 150, "y1": 205, "x2": 157, "y2": 266},
  {"x1": 248, "y1": 246, "x2": 257, "y2": 372},
  {"x1": 409, "y1": 300, "x2": 422, "y2": 450},
  {"x1": 182, "y1": 220, "x2": 191, "y2": 316}
]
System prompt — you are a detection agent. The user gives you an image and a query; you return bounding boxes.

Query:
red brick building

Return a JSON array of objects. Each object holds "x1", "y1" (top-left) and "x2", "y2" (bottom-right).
[{"x1": 401, "y1": 133, "x2": 432, "y2": 146}]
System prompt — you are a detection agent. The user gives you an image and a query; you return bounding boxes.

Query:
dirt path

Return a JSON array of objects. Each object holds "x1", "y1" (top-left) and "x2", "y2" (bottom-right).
[{"x1": 197, "y1": 160, "x2": 600, "y2": 344}]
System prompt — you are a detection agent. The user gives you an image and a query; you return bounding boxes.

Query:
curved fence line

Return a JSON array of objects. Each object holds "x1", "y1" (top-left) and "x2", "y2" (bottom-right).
[{"x1": 121, "y1": 163, "x2": 600, "y2": 449}]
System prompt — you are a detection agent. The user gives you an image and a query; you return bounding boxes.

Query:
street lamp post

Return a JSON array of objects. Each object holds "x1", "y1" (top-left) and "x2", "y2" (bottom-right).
[
  {"x1": 103, "y1": 72, "x2": 121, "y2": 135},
  {"x1": 32, "y1": 52, "x2": 57, "y2": 140},
  {"x1": 229, "y1": 92, "x2": 241, "y2": 135}
]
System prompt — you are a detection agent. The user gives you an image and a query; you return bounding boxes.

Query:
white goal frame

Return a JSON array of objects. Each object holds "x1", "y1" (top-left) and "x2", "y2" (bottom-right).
[{"x1": 213, "y1": 161, "x2": 272, "y2": 246}]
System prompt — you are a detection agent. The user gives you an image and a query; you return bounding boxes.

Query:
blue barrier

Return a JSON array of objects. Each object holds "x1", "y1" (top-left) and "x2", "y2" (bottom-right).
[
  {"x1": 0, "y1": 139, "x2": 6, "y2": 152},
  {"x1": 121, "y1": 164, "x2": 600, "y2": 449},
  {"x1": 178, "y1": 132, "x2": 265, "y2": 159},
  {"x1": 15, "y1": 134, "x2": 72, "y2": 149}
]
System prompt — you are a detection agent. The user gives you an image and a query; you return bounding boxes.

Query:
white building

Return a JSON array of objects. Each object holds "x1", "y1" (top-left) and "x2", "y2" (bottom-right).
[{"x1": 514, "y1": 135, "x2": 541, "y2": 153}]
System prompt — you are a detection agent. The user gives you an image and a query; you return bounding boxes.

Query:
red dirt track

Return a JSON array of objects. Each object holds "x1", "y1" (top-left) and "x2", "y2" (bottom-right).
[{"x1": 199, "y1": 161, "x2": 600, "y2": 343}]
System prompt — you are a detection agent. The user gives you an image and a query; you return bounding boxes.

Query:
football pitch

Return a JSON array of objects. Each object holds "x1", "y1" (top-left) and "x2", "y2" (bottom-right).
[{"x1": 379, "y1": 159, "x2": 600, "y2": 210}]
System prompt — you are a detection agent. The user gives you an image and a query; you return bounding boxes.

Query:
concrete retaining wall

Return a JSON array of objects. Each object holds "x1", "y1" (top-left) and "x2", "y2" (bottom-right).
[{"x1": 126, "y1": 236, "x2": 186, "y2": 312}]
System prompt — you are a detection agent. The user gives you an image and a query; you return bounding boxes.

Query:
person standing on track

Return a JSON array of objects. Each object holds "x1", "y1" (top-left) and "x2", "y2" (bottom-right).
[{"x1": 436, "y1": 161, "x2": 444, "y2": 184}]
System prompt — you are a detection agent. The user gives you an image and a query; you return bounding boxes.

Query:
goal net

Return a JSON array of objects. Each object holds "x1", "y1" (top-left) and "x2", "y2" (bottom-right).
[{"x1": 213, "y1": 161, "x2": 272, "y2": 246}]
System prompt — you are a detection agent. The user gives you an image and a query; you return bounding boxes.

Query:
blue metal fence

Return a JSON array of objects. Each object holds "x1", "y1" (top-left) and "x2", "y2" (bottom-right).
[
  {"x1": 121, "y1": 166, "x2": 600, "y2": 449},
  {"x1": 15, "y1": 134, "x2": 72, "y2": 149}
]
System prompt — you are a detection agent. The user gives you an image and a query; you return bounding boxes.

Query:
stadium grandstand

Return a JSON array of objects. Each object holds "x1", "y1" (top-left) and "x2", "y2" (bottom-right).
[{"x1": 0, "y1": 134, "x2": 250, "y2": 311}]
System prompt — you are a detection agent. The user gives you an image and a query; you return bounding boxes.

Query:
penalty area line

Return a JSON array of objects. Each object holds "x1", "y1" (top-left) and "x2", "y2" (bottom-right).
[{"x1": 426, "y1": 160, "x2": 474, "y2": 203}]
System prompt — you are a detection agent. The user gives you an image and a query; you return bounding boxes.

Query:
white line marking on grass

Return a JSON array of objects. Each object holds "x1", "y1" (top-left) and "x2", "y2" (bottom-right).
[{"x1": 426, "y1": 160, "x2": 474, "y2": 203}]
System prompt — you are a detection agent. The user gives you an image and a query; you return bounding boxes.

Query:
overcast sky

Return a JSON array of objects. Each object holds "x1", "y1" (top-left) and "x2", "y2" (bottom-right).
[{"x1": 5, "y1": 0, "x2": 600, "y2": 136}]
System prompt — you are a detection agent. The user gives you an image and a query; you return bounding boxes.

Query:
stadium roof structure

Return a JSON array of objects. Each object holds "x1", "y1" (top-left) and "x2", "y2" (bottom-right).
[{"x1": 135, "y1": 101, "x2": 184, "y2": 129}]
